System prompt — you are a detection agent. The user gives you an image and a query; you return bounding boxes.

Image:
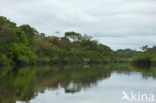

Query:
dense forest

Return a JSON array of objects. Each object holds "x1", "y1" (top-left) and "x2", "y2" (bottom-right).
[
  {"x1": 115, "y1": 46, "x2": 156, "y2": 66},
  {"x1": 0, "y1": 16, "x2": 115, "y2": 65},
  {"x1": 0, "y1": 16, "x2": 155, "y2": 66},
  {"x1": 131, "y1": 45, "x2": 156, "y2": 66}
]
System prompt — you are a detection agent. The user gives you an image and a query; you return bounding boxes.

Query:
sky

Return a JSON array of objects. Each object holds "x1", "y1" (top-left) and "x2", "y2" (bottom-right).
[{"x1": 0, "y1": 0, "x2": 156, "y2": 50}]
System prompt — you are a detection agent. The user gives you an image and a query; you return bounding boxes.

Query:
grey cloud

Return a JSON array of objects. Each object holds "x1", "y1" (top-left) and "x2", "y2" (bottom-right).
[
  {"x1": 95, "y1": 35, "x2": 156, "y2": 50},
  {"x1": 0, "y1": 0, "x2": 156, "y2": 49}
]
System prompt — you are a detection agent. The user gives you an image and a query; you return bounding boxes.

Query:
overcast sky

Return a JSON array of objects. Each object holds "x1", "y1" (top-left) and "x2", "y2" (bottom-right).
[{"x1": 0, "y1": 0, "x2": 156, "y2": 50}]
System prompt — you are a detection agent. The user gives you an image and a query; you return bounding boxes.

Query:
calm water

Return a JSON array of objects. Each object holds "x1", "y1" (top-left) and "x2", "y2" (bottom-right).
[{"x1": 0, "y1": 63, "x2": 156, "y2": 103}]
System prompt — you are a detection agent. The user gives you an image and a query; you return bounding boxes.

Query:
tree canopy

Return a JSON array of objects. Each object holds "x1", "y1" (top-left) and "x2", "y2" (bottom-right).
[{"x1": 0, "y1": 16, "x2": 115, "y2": 65}]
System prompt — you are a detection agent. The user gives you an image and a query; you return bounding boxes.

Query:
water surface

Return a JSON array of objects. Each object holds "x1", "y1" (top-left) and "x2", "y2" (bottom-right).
[{"x1": 0, "y1": 64, "x2": 156, "y2": 103}]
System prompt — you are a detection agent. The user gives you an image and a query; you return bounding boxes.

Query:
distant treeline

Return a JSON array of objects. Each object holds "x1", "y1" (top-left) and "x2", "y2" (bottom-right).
[
  {"x1": 0, "y1": 16, "x2": 155, "y2": 66},
  {"x1": 131, "y1": 45, "x2": 156, "y2": 66},
  {"x1": 115, "y1": 45, "x2": 156, "y2": 66}
]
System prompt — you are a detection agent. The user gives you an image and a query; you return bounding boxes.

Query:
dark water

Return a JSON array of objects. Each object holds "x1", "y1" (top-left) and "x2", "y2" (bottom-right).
[{"x1": 0, "y1": 63, "x2": 156, "y2": 103}]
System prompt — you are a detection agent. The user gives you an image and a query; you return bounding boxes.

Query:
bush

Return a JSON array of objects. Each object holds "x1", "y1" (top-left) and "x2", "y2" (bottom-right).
[
  {"x1": 131, "y1": 53, "x2": 153, "y2": 66},
  {"x1": 83, "y1": 58, "x2": 90, "y2": 62},
  {"x1": 0, "y1": 54, "x2": 12, "y2": 65}
]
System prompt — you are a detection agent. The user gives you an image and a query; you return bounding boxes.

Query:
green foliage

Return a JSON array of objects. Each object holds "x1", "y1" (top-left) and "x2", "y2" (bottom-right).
[
  {"x1": 19, "y1": 25, "x2": 37, "y2": 45},
  {"x1": 140, "y1": 45, "x2": 156, "y2": 53},
  {"x1": 83, "y1": 58, "x2": 90, "y2": 62},
  {"x1": 51, "y1": 56, "x2": 59, "y2": 62},
  {"x1": 115, "y1": 49, "x2": 139, "y2": 58},
  {"x1": 115, "y1": 58, "x2": 130, "y2": 62},
  {"x1": 131, "y1": 45, "x2": 156, "y2": 66},
  {"x1": 12, "y1": 43, "x2": 37, "y2": 63},
  {"x1": 0, "y1": 16, "x2": 116, "y2": 65},
  {"x1": 0, "y1": 54, "x2": 12, "y2": 65},
  {"x1": 0, "y1": 16, "x2": 39, "y2": 65},
  {"x1": 151, "y1": 57, "x2": 156, "y2": 64},
  {"x1": 131, "y1": 53, "x2": 152, "y2": 63},
  {"x1": 65, "y1": 31, "x2": 81, "y2": 41}
]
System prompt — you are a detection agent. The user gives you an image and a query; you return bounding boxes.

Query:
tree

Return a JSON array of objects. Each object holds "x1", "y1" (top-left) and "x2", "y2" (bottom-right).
[
  {"x1": 65, "y1": 31, "x2": 81, "y2": 41},
  {"x1": 140, "y1": 45, "x2": 149, "y2": 52},
  {"x1": 19, "y1": 25, "x2": 38, "y2": 45}
]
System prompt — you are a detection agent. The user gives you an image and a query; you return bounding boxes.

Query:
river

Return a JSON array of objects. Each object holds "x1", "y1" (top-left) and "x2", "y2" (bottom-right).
[{"x1": 0, "y1": 63, "x2": 156, "y2": 103}]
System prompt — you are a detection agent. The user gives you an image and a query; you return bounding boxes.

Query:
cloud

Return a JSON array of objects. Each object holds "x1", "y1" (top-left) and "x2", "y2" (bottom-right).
[
  {"x1": 0, "y1": 0, "x2": 156, "y2": 50},
  {"x1": 95, "y1": 35, "x2": 156, "y2": 50}
]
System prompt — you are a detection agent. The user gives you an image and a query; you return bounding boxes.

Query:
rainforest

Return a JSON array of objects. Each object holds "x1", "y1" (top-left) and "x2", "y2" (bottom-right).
[
  {"x1": 0, "y1": 16, "x2": 156, "y2": 103},
  {"x1": 0, "y1": 16, "x2": 156, "y2": 66}
]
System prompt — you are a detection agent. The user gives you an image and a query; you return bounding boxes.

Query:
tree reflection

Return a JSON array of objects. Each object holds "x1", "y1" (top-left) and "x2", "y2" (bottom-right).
[{"x1": 0, "y1": 64, "x2": 156, "y2": 103}]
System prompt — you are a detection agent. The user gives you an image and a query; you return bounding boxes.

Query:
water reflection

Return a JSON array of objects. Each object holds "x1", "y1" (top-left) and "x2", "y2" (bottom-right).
[{"x1": 0, "y1": 63, "x2": 156, "y2": 103}]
